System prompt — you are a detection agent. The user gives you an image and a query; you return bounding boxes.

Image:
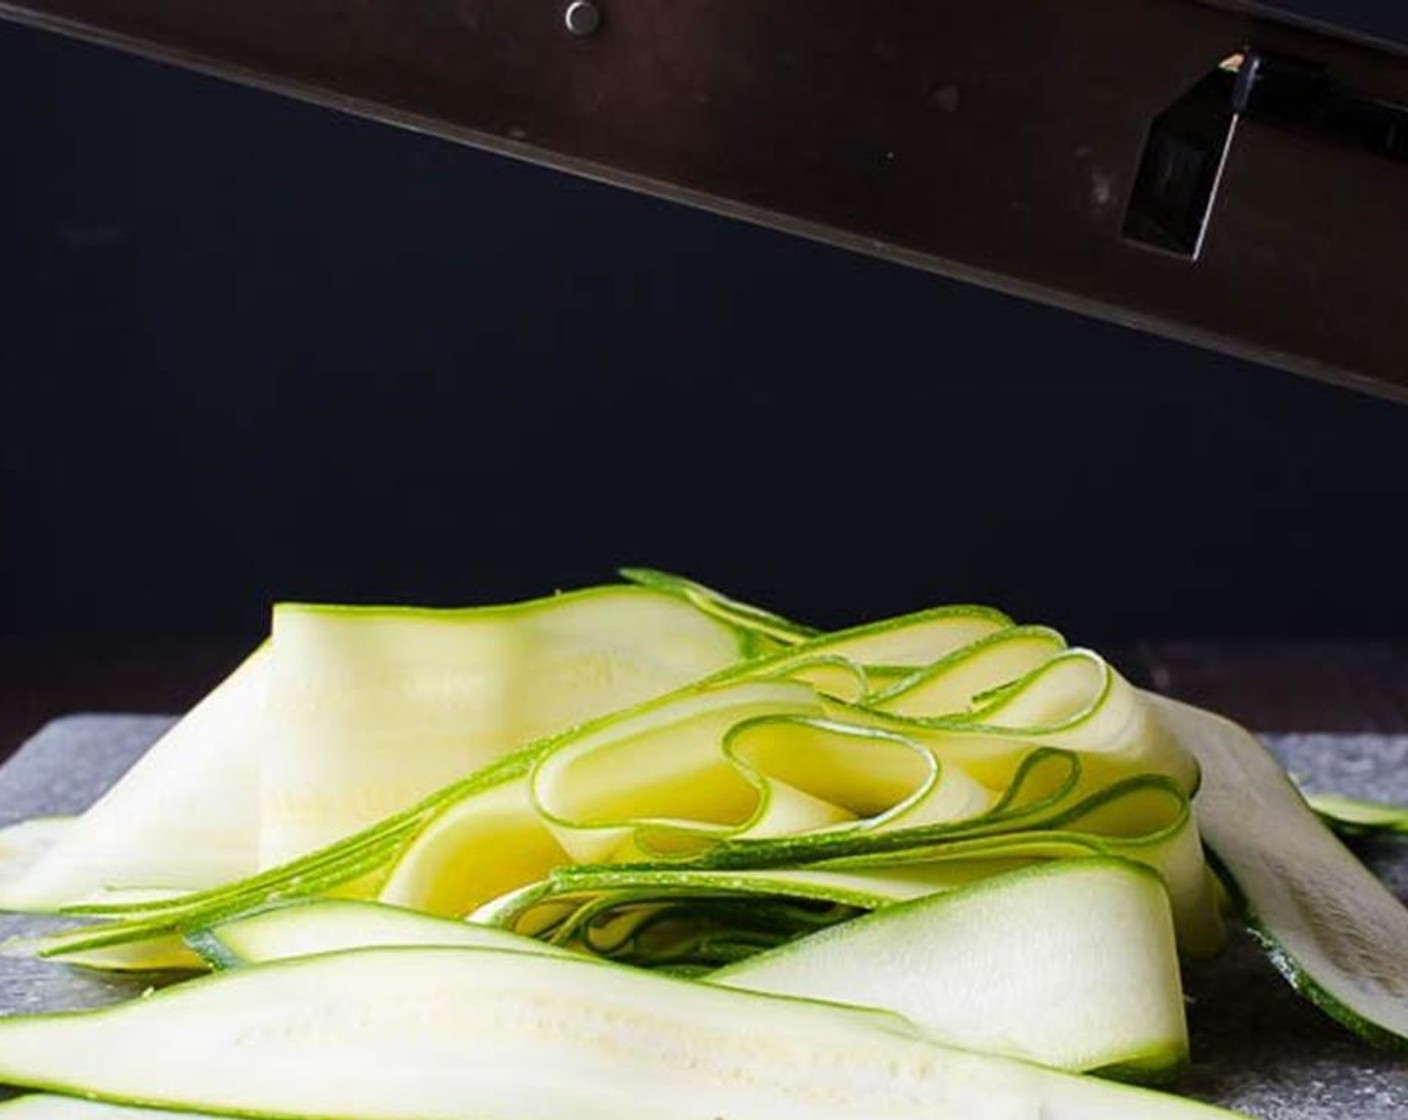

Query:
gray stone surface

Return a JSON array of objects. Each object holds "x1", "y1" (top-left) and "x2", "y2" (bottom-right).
[
  {"x1": 0, "y1": 718, "x2": 1406, "y2": 1116},
  {"x1": 0, "y1": 717, "x2": 184, "y2": 1028},
  {"x1": 0, "y1": 715, "x2": 176, "y2": 828}
]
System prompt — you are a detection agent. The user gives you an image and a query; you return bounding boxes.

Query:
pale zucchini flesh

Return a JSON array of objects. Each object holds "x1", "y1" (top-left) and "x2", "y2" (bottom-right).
[
  {"x1": 0, "y1": 820, "x2": 75, "y2": 897},
  {"x1": 714, "y1": 858, "x2": 1188, "y2": 1082},
  {"x1": 0, "y1": 647, "x2": 269, "y2": 911},
  {"x1": 0, "y1": 946, "x2": 1248, "y2": 1120},
  {"x1": 866, "y1": 626, "x2": 1068, "y2": 717},
  {"x1": 1152, "y1": 693, "x2": 1408, "y2": 1047},
  {"x1": 377, "y1": 679, "x2": 825, "y2": 914},
  {"x1": 261, "y1": 587, "x2": 750, "y2": 865},
  {"x1": 4, "y1": 936, "x2": 206, "y2": 974}
]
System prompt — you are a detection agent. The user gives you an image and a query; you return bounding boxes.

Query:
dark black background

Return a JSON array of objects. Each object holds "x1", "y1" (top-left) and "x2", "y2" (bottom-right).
[{"x1": 2, "y1": 2, "x2": 1408, "y2": 648}]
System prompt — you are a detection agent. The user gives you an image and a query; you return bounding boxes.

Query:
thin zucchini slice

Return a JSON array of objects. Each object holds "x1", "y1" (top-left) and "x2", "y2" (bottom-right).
[
  {"x1": 10, "y1": 937, "x2": 206, "y2": 974},
  {"x1": 914, "y1": 651, "x2": 1198, "y2": 794},
  {"x1": 0, "y1": 647, "x2": 269, "y2": 911},
  {"x1": 373, "y1": 777, "x2": 574, "y2": 917},
  {"x1": 472, "y1": 865, "x2": 929, "y2": 948},
  {"x1": 1152, "y1": 693, "x2": 1408, "y2": 1047},
  {"x1": 865, "y1": 626, "x2": 1068, "y2": 716},
  {"x1": 261, "y1": 587, "x2": 750, "y2": 864},
  {"x1": 801, "y1": 775, "x2": 1224, "y2": 959},
  {"x1": 781, "y1": 606, "x2": 1013, "y2": 679},
  {"x1": 619, "y1": 568, "x2": 1018, "y2": 680},
  {"x1": 378, "y1": 679, "x2": 823, "y2": 914},
  {"x1": 185, "y1": 899, "x2": 569, "y2": 969},
  {"x1": 715, "y1": 859, "x2": 1188, "y2": 1083},
  {"x1": 0, "y1": 819, "x2": 75, "y2": 896},
  {"x1": 1304, "y1": 791, "x2": 1408, "y2": 837},
  {"x1": 617, "y1": 567, "x2": 821, "y2": 648},
  {"x1": 527, "y1": 684, "x2": 834, "y2": 864},
  {"x1": 529, "y1": 708, "x2": 990, "y2": 868},
  {"x1": 0, "y1": 946, "x2": 1247, "y2": 1120}
]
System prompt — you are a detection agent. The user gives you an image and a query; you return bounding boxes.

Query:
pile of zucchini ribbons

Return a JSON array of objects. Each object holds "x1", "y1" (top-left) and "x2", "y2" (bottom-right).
[{"x1": 0, "y1": 570, "x2": 1404, "y2": 1120}]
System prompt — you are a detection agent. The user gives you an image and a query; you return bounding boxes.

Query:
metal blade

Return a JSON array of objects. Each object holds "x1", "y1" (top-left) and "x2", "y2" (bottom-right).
[{"x1": 2, "y1": 0, "x2": 1406, "y2": 400}]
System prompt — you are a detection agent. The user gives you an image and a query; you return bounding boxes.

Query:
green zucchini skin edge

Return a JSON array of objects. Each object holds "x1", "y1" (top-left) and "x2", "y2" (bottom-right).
[
  {"x1": 617, "y1": 567, "x2": 822, "y2": 647},
  {"x1": 1203, "y1": 843, "x2": 1408, "y2": 1055},
  {"x1": 0, "y1": 1095, "x2": 219, "y2": 1120},
  {"x1": 1244, "y1": 920, "x2": 1408, "y2": 1054},
  {"x1": 180, "y1": 929, "x2": 243, "y2": 972},
  {"x1": 1306, "y1": 792, "x2": 1408, "y2": 838}
]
